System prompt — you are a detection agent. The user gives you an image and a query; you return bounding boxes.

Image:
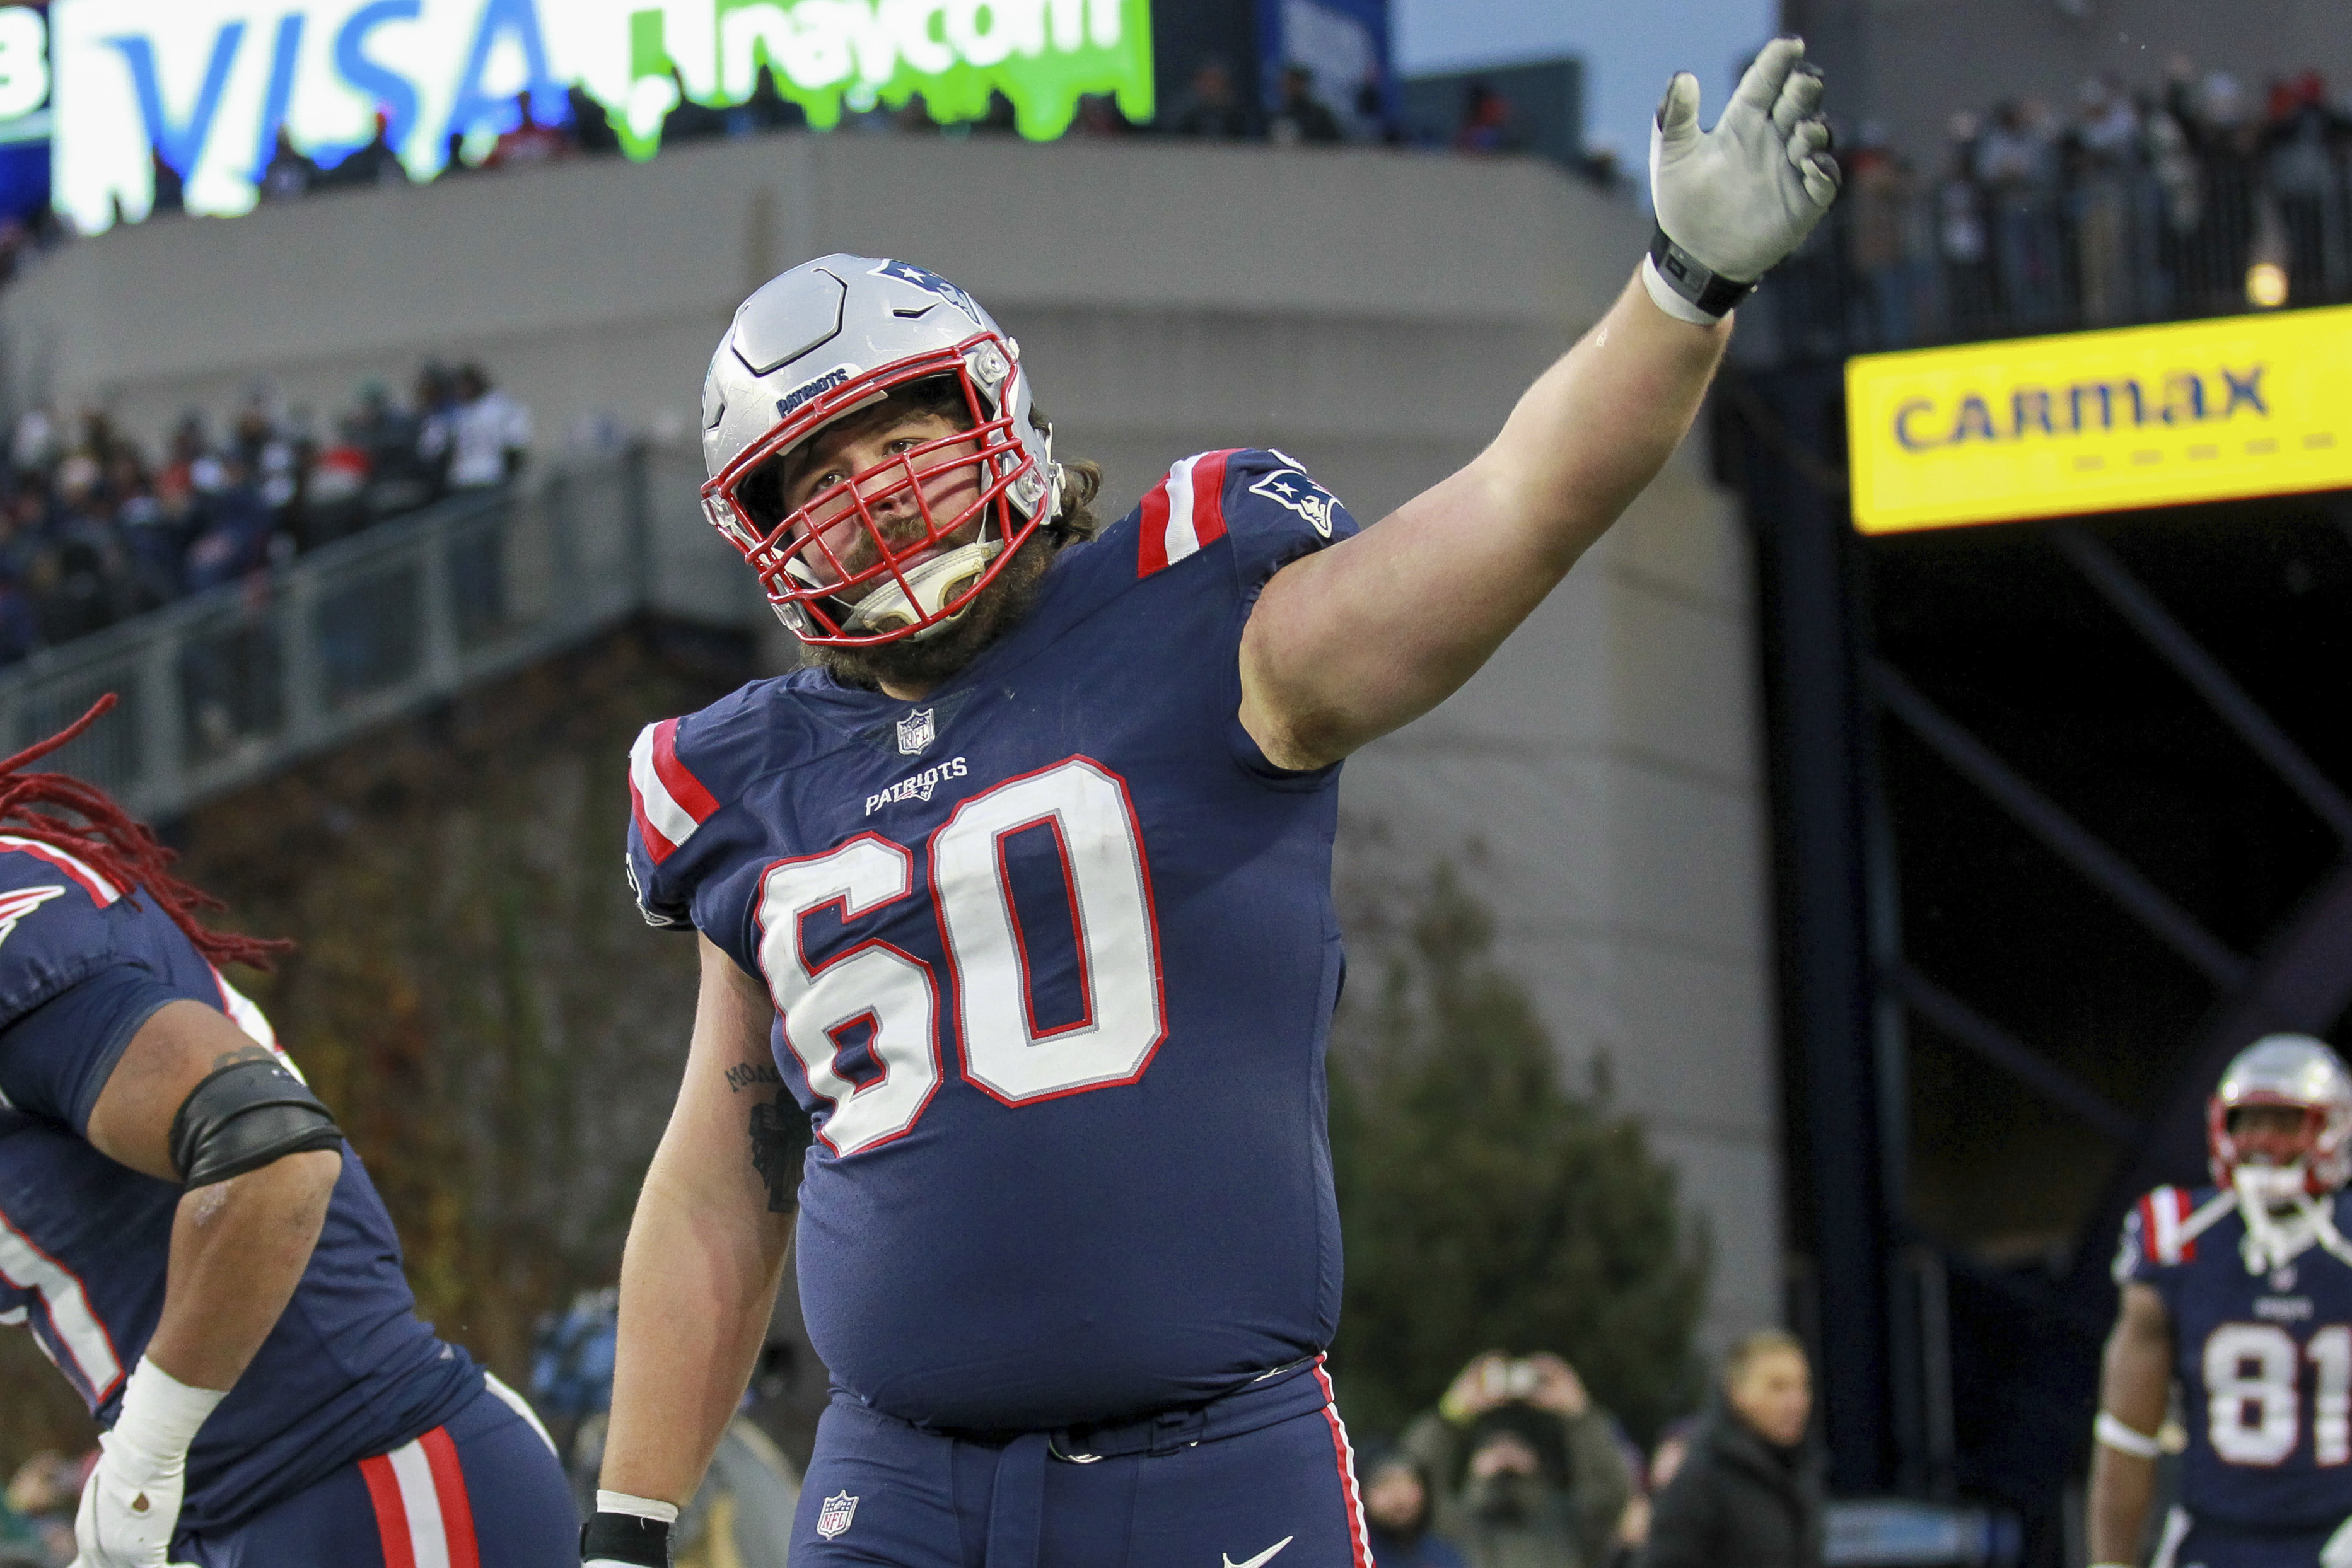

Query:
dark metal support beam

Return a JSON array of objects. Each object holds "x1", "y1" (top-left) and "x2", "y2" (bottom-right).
[
  {"x1": 1889, "y1": 965, "x2": 2141, "y2": 1144},
  {"x1": 1872, "y1": 663, "x2": 2250, "y2": 990},
  {"x1": 1733, "y1": 366, "x2": 1895, "y2": 1491},
  {"x1": 2054, "y1": 528, "x2": 2352, "y2": 845}
]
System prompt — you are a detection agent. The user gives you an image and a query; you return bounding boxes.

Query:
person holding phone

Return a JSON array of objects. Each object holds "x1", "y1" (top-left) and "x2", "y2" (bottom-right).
[{"x1": 1399, "y1": 1352, "x2": 1633, "y2": 1568}]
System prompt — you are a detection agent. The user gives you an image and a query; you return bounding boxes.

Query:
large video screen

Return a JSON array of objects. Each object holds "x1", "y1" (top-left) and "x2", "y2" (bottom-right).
[{"x1": 50, "y1": 0, "x2": 1155, "y2": 233}]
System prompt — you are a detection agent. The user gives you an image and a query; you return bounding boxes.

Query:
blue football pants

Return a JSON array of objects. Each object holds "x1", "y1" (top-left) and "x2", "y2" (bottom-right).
[
  {"x1": 178, "y1": 1376, "x2": 579, "y2": 1567},
  {"x1": 791, "y1": 1364, "x2": 1373, "y2": 1568}
]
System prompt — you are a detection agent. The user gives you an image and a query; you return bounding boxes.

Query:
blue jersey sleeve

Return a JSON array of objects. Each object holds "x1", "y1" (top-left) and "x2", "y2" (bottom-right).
[
  {"x1": 0, "y1": 859, "x2": 180, "y2": 1134},
  {"x1": 2114, "y1": 1185, "x2": 2212, "y2": 1301},
  {"x1": 626, "y1": 715, "x2": 717, "y2": 933},
  {"x1": 1215, "y1": 448, "x2": 1363, "y2": 593},
  {"x1": 1128, "y1": 448, "x2": 1360, "y2": 597},
  {"x1": 624, "y1": 688, "x2": 790, "y2": 951},
  {"x1": 0, "y1": 965, "x2": 183, "y2": 1134}
]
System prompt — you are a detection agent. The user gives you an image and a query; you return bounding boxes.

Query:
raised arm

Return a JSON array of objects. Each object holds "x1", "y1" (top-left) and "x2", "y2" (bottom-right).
[
  {"x1": 77, "y1": 1000, "x2": 346, "y2": 1568},
  {"x1": 589, "y1": 934, "x2": 798, "y2": 1568},
  {"x1": 2087, "y1": 1282, "x2": 2173, "y2": 1567},
  {"x1": 1240, "y1": 39, "x2": 1839, "y2": 770}
]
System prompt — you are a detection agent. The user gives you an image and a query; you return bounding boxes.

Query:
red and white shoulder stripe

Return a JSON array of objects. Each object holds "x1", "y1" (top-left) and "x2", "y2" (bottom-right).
[
  {"x1": 0, "y1": 835, "x2": 119, "y2": 905},
  {"x1": 1137, "y1": 450, "x2": 1241, "y2": 578},
  {"x1": 2137, "y1": 1185, "x2": 2200, "y2": 1266},
  {"x1": 629, "y1": 718, "x2": 722, "y2": 865}
]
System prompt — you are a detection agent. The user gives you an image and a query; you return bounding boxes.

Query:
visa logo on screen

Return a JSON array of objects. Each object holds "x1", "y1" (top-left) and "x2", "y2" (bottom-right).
[{"x1": 50, "y1": 0, "x2": 1153, "y2": 234}]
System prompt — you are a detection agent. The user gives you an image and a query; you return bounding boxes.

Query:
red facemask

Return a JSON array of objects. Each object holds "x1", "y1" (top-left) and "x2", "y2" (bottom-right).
[{"x1": 701, "y1": 339, "x2": 1045, "y2": 647}]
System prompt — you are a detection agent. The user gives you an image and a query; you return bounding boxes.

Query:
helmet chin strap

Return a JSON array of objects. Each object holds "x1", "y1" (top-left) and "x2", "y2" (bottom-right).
[
  {"x1": 840, "y1": 539, "x2": 1004, "y2": 641},
  {"x1": 2233, "y1": 1164, "x2": 2352, "y2": 1274}
]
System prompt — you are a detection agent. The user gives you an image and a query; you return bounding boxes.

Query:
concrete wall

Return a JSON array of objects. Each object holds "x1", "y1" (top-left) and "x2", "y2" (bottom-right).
[{"x1": 6, "y1": 130, "x2": 1781, "y2": 1350}]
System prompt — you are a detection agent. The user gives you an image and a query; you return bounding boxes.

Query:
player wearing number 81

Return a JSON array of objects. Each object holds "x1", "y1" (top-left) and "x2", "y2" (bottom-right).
[
  {"x1": 2091, "y1": 1037, "x2": 2352, "y2": 1568},
  {"x1": 592, "y1": 38, "x2": 1839, "y2": 1568}
]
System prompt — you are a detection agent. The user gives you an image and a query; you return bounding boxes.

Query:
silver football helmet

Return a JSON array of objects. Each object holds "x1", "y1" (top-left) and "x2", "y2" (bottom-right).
[
  {"x1": 698, "y1": 255, "x2": 1061, "y2": 645},
  {"x1": 2208, "y1": 1033, "x2": 2352, "y2": 1200}
]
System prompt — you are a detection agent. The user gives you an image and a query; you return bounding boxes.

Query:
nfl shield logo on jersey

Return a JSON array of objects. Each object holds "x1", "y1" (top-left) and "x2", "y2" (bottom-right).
[
  {"x1": 896, "y1": 707, "x2": 936, "y2": 755},
  {"x1": 816, "y1": 1490, "x2": 859, "y2": 1539}
]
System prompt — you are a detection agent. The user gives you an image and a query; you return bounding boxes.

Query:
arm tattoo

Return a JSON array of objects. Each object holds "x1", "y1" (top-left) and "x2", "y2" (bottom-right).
[
  {"x1": 747, "y1": 1088, "x2": 812, "y2": 1216},
  {"x1": 209, "y1": 1044, "x2": 276, "y2": 1071}
]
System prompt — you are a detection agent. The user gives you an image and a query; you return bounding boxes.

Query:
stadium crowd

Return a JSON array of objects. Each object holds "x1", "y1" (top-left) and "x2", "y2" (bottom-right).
[
  {"x1": 1794, "y1": 58, "x2": 2352, "y2": 352},
  {"x1": 0, "y1": 365, "x2": 532, "y2": 668}
]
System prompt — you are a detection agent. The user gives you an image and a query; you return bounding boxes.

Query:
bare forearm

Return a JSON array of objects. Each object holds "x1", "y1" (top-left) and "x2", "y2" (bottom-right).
[
  {"x1": 1242, "y1": 273, "x2": 1728, "y2": 766},
  {"x1": 600, "y1": 1170, "x2": 791, "y2": 1504},
  {"x1": 1476, "y1": 270, "x2": 1730, "y2": 562},
  {"x1": 2087, "y1": 1447, "x2": 2158, "y2": 1563},
  {"x1": 144, "y1": 1149, "x2": 339, "y2": 1391},
  {"x1": 2088, "y1": 1283, "x2": 2172, "y2": 1563}
]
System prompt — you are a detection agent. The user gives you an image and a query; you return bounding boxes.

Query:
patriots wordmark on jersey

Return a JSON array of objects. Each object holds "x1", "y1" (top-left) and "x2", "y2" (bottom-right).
[
  {"x1": 627, "y1": 448, "x2": 1360, "y2": 1431},
  {"x1": 2119, "y1": 1185, "x2": 2352, "y2": 1527}
]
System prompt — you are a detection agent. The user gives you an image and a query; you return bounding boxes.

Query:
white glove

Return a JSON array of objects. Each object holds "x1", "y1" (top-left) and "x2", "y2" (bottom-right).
[
  {"x1": 1643, "y1": 36, "x2": 1841, "y2": 323},
  {"x1": 71, "y1": 1358, "x2": 223, "y2": 1568}
]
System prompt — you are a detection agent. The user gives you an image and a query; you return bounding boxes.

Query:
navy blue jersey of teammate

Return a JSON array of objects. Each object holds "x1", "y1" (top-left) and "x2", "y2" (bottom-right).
[
  {"x1": 2117, "y1": 1183, "x2": 2352, "y2": 1528},
  {"x1": 0, "y1": 835, "x2": 480, "y2": 1535},
  {"x1": 627, "y1": 448, "x2": 1360, "y2": 1431}
]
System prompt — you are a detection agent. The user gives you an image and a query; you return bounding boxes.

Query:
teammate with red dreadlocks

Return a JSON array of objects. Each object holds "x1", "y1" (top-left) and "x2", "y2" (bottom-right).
[
  {"x1": 0, "y1": 695, "x2": 287, "y2": 972},
  {"x1": 0, "y1": 698, "x2": 574, "y2": 1567}
]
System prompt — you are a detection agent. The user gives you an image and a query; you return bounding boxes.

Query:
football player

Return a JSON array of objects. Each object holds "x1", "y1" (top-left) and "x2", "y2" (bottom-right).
[
  {"x1": 2092, "y1": 1035, "x2": 2352, "y2": 1568},
  {"x1": 587, "y1": 40, "x2": 1840, "y2": 1568},
  {"x1": 0, "y1": 699, "x2": 576, "y2": 1567}
]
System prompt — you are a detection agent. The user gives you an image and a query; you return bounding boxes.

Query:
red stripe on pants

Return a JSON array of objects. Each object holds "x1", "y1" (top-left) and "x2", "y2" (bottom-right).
[
  {"x1": 421, "y1": 1426, "x2": 482, "y2": 1568},
  {"x1": 1313, "y1": 1364, "x2": 1373, "y2": 1568}
]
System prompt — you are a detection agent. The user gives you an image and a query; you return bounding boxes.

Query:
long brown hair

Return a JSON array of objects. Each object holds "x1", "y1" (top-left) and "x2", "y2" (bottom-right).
[{"x1": 0, "y1": 696, "x2": 290, "y2": 971}]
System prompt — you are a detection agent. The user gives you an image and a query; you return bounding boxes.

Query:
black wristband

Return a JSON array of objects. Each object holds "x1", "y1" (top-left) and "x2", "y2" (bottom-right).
[
  {"x1": 1647, "y1": 226, "x2": 1758, "y2": 319},
  {"x1": 581, "y1": 1511, "x2": 672, "y2": 1567}
]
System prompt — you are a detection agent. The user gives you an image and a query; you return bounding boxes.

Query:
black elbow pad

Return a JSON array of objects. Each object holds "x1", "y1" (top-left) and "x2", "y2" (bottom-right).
[{"x1": 168, "y1": 1057, "x2": 344, "y2": 1188}]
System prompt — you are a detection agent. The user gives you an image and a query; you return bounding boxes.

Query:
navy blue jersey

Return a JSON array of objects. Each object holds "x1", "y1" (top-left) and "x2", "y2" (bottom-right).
[
  {"x1": 2117, "y1": 1184, "x2": 2352, "y2": 1527},
  {"x1": 626, "y1": 449, "x2": 1361, "y2": 1431},
  {"x1": 0, "y1": 837, "x2": 480, "y2": 1535}
]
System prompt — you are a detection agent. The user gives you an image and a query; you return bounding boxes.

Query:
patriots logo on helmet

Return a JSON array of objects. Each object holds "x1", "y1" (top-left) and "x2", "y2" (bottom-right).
[
  {"x1": 0, "y1": 885, "x2": 66, "y2": 948},
  {"x1": 871, "y1": 259, "x2": 984, "y2": 325}
]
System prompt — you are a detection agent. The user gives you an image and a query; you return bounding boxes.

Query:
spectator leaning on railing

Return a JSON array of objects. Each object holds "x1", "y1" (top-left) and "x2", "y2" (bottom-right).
[
  {"x1": 1402, "y1": 1352, "x2": 1634, "y2": 1568},
  {"x1": 1637, "y1": 1330, "x2": 1824, "y2": 1568}
]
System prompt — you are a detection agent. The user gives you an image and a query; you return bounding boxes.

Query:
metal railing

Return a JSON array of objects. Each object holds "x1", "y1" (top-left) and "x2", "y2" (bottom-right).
[
  {"x1": 0, "y1": 448, "x2": 760, "y2": 820},
  {"x1": 1750, "y1": 144, "x2": 2352, "y2": 362}
]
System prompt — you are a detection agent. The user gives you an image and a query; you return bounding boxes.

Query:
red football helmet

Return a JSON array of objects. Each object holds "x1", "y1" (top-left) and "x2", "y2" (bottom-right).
[{"x1": 2207, "y1": 1033, "x2": 2352, "y2": 1197}]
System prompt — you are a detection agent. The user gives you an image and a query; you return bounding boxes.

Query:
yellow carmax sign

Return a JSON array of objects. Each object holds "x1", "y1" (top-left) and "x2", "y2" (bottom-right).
[{"x1": 1846, "y1": 305, "x2": 2352, "y2": 534}]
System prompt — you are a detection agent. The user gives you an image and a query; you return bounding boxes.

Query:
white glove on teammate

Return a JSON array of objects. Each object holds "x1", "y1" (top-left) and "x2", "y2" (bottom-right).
[
  {"x1": 71, "y1": 1358, "x2": 222, "y2": 1568},
  {"x1": 1643, "y1": 36, "x2": 1841, "y2": 324}
]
